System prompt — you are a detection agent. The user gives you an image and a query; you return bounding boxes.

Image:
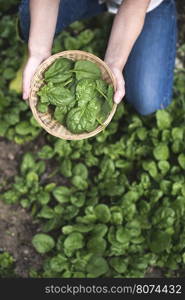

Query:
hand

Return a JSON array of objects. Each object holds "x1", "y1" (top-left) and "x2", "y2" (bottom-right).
[
  {"x1": 106, "y1": 64, "x2": 125, "y2": 104},
  {"x1": 22, "y1": 53, "x2": 50, "y2": 100}
]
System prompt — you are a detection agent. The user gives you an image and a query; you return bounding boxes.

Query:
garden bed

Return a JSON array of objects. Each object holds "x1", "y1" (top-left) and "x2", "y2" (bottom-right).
[{"x1": 0, "y1": 0, "x2": 185, "y2": 279}]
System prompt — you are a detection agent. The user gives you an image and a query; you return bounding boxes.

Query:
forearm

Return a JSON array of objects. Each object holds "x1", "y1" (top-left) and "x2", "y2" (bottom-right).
[
  {"x1": 28, "y1": 0, "x2": 60, "y2": 57},
  {"x1": 105, "y1": 0, "x2": 150, "y2": 70}
]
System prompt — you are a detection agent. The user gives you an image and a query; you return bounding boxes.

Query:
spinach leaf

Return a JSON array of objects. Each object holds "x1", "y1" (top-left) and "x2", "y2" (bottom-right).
[
  {"x1": 96, "y1": 79, "x2": 108, "y2": 99},
  {"x1": 38, "y1": 82, "x2": 75, "y2": 107},
  {"x1": 45, "y1": 58, "x2": 74, "y2": 83},
  {"x1": 66, "y1": 97, "x2": 101, "y2": 134},
  {"x1": 77, "y1": 29, "x2": 95, "y2": 46},
  {"x1": 74, "y1": 60, "x2": 101, "y2": 80},
  {"x1": 96, "y1": 81, "x2": 114, "y2": 123},
  {"x1": 76, "y1": 78, "x2": 97, "y2": 107},
  {"x1": 86, "y1": 256, "x2": 109, "y2": 277},
  {"x1": 54, "y1": 106, "x2": 68, "y2": 123},
  {"x1": 64, "y1": 36, "x2": 81, "y2": 50},
  {"x1": 32, "y1": 233, "x2": 55, "y2": 254},
  {"x1": 64, "y1": 233, "x2": 84, "y2": 257},
  {"x1": 37, "y1": 103, "x2": 48, "y2": 113}
]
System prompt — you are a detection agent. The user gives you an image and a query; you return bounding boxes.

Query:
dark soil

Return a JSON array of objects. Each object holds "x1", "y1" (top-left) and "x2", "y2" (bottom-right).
[
  {"x1": 0, "y1": 201, "x2": 42, "y2": 277},
  {"x1": 0, "y1": 139, "x2": 42, "y2": 277},
  {"x1": 0, "y1": 139, "x2": 20, "y2": 188}
]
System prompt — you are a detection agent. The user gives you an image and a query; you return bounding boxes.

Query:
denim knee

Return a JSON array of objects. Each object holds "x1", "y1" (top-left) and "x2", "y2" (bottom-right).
[{"x1": 126, "y1": 83, "x2": 172, "y2": 116}]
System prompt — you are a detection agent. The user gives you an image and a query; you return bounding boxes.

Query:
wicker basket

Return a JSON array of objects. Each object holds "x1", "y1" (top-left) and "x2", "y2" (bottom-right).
[{"x1": 29, "y1": 50, "x2": 117, "y2": 140}]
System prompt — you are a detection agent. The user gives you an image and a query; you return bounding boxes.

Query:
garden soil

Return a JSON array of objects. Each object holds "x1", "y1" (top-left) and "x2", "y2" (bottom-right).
[{"x1": 0, "y1": 139, "x2": 42, "y2": 277}]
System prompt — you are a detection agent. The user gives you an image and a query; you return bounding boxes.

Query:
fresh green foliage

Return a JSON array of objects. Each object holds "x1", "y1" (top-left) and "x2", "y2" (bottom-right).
[
  {"x1": 32, "y1": 234, "x2": 55, "y2": 254},
  {"x1": 1, "y1": 1, "x2": 185, "y2": 279},
  {"x1": 73, "y1": 60, "x2": 101, "y2": 80},
  {"x1": 44, "y1": 58, "x2": 73, "y2": 83},
  {"x1": 37, "y1": 58, "x2": 114, "y2": 133},
  {"x1": 86, "y1": 256, "x2": 109, "y2": 277},
  {"x1": 38, "y1": 82, "x2": 75, "y2": 106},
  {"x1": 0, "y1": 252, "x2": 15, "y2": 278}
]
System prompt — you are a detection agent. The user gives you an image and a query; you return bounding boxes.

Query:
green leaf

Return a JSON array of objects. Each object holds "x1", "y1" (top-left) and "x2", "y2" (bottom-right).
[
  {"x1": 50, "y1": 254, "x2": 68, "y2": 273},
  {"x1": 54, "y1": 140, "x2": 72, "y2": 157},
  {"x1": 87, "y1": 237, "x2": 107, "y2": 255},
  {"x1": 86, "y1": 256, "x2": 109, "y2": 276},
  {"x1": 148, "y1": 231, "x2": 171, "y2": 253},
  {"x1": 153, "y1": 143, "x2": 169, "y2": 161},
  {"x1": 44, "y1": 58, "x2": 74, "y2": 83},
  {"x1": 77, "y1": 29, "x2": 95, "y2": 46},
  {"x1": 54, "y1": 106, "x2": 68, "y2": 123},
  {"x1": 2, "y1": 190, "x2": 19, "y2": 204},
  {"x1": 44, "y1": 183, "x2": 57, "y2": 192},
  {"x1": 158, "y1": 160, "x2": 170, "y2": 175},
  {"x1": 178, "y1": 153, "x2": 185, "y2": 170},
  {"x1": 66, "y1": 96, "x2": 100, "y2": 133},
  {"x1": 37, "y1": 103, "x2": 48, "y2": 113},
  {"x1": 20, "y1": 153, "x2": 35, "y2": 174},
  {"x1": 109, "y1": 257, "x2": 127, "y2": 274},
  {"x1": 52, "y1": 186, "x2": 71, "y2": 203},
  {"x1": 73, "y1": 163, "x2": 88, "y2": 179},
  {"x1": 15, "y1": 121, "x2": 33, "y2": 136},
  {"x1": 60, "y1": 159, "x2": 72, "y2": 177},
  {"x1": 38, "y1": 82, "x2": 75, "y2": 107},
  {"x1": 74, "y1": 60, "x2": 101, "y2": 80},
  {"x1": 71, "y1": 175, "x2": 88, "y2": 190},
  {"x1": 38, "y1": 145, "x2": 54, "y2": 159},
  {"x1": 94, "y1": 204, "x2": 111, "y2": 223},
  {"x1": 76, "y1": 78, "x2": 97, "y2": 107},
  {"x1": 91, "y1": 224, "x2": 108, "y2": 238},
  {"x1": 64, "y1": 36, "x2": 81, "y2": 50},
  {"x1": 64, "y1": 233, "x2": 84, "y2": 256},
  {"x1": 116, "y1": 227, "x2": 130, "y2": 244},
  {"x1": 32, "y1": 233, "x2": 55, "y2": 254},
  {"x1": 70, "y1": 194, "x2": 85, "y2": 207},
  {"x1": 38, "y1": 206, "x2": 55, "y2": 219},
  {"x1": 136, "y1": 127, "x2": 148, "y2": 140},
  {"x1": 38, "y1": 191, "x2": 50, "y2": 205},
  {"x1": 62, "y1": 224, "x2": 93, "y2": 234},
  {"x1": 156, "y1": 110, "x2": 172, "y2": 130},
  {"x1": 26, "y1": 171, "x2": 39, "y2": 188},
  {"x1": 171, "y1": 127, "x2": 184, "y2": 140},
  {"x1": 95, "y1": 79, "x2": 108, "y2": 99}
]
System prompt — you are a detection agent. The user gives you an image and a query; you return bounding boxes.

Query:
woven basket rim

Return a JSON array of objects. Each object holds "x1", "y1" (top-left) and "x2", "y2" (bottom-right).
[{"x1": 29, "y1": 50, "x2": 118, "y2": 140}]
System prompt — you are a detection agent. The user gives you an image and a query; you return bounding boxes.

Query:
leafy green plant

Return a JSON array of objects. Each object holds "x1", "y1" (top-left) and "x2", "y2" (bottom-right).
[
  {"x1": 1, "y1": 2, "x2": 185, "y2": 279},
  {"x1": 0, "y1": 252, "x2": 15, "y2": 278},
  {"x1": 32, "y1": 234, "x2": 55, "y2": 254}
]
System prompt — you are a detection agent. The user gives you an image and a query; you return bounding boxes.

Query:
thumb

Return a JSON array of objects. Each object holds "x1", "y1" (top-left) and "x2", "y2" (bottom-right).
[
  {"x1": 22, "y1": 64, "x2": 37, "y2": 100},
  {"x1": 22, "y1": 56, "x2": 46, "y2": 100},
  {"x1": 22, "y1": 72, "x2": 31, "y2": 100},
  {"x1": 22, "y1": 68, "x2": 35, "y2": 100},
  {"x1": 114, "y1": 71, "x2": 125, "y2": 104}
]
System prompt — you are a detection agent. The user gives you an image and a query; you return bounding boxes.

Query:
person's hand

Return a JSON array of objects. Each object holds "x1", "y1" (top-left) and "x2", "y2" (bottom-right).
[
  {"x1": 106, "y1": 64, "x2": 125, "y2": 104},
  {"x1": 22, "y1": 53, "x2": 50, "y2": 100}
]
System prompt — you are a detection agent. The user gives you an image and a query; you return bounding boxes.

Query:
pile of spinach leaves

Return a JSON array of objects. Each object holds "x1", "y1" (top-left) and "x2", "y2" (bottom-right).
[{"x1": 37, "y1": 58, "x2": 114, "y2": 133}]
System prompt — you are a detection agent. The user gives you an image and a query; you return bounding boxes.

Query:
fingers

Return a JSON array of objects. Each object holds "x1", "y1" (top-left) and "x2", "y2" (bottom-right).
[
  {"x1": 107, "y1": 66, "x2": 125, "y2": 104},
  {"x1": 22, "y1": 69, "x2": 31, "y2": 100},
  {"x1": 22, "y1": 56, "x2": 47, "y2": 101},
  {"x1": 113, "y1": 70, "x2": 125, "y2": 104},
  {"x1": 22, "y1": 59, "x2": 37, "y2": 100},
  {"x1": 114, "y1": 83, "x2": 125, "y2": 104}
]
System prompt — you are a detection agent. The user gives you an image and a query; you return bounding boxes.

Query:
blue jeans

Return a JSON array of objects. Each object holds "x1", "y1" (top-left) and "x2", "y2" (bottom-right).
[{"x1": 19, "y1": 0, "x2": 177, "y2": 115}]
